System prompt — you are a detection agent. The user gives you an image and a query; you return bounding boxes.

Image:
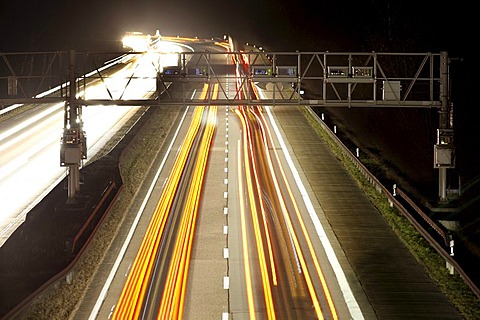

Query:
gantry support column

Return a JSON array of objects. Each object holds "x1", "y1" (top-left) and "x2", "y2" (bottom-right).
[
  {"x1": 60, "y1": 50, "x2": 87, "y2": 202},
  {"x1": 434, "y1": 51, "x2": 455, "y2": 202}
]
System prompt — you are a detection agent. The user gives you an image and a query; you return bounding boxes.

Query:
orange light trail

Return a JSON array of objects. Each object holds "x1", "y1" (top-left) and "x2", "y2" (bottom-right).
[
  {"x1": 236, "y1": 108, "x2": 276, "y2": 320},
  {"x1": 158, "y1": 83, "x2": 218, "y2": 318},
  {"x1": 112, "y1": 82, "x2": 216, "y2": 319},
  {"x1": 256, "y1": 108, "x2": 339, "y2": 320},
  {"x1": 240, "y1": 108, "x2": 279, "y2": 286},
  {"x1": 233, "y1": 53, "x2": 339, "y2": 318},
  {"x1": 158, "y1": 104, "x2": 217, "y2": 318},
  {"x1": 237, "y1": 138, "x2": 257, "y2": 319}
]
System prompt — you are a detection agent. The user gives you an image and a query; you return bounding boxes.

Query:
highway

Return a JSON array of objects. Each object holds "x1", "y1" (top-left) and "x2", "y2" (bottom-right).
[
  {"x1": 0, "y1": 40, "x2": 187, "y2": 247},
  {"x1": 64, "y1": 40, "x2": 363, "y2": 319},
  {"x1": 1, "y1": 36, "x2": 465, "y2": 320},
  {"x1": 0, "y1": 90, "x2": 140, "y2": 247}
]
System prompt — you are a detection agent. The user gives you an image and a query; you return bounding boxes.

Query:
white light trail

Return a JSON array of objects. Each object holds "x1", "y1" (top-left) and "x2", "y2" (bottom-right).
[{"x1": 0, "y1": 41, "x2": 186, "y2": 246}]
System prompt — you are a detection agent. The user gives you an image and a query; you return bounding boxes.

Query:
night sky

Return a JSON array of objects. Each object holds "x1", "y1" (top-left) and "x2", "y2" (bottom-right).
[{"x1": 0, "y1": 0, "x2": 473, "y2": 54}]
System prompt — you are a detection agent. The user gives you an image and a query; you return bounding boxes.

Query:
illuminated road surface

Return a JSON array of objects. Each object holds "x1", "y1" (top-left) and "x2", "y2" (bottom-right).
[
  {"x1": 112, "y1": 84, "x2": 217, "y2": 319},
  {"x1": 0, "y1": 36, "x2": 365, "y2": 319},
  {"x1": 78, "y1": 42, "x2": 363, "y2": 320},
  {"x1": 0, "y1": 41, "x2": 185, "y2": 247},
  {"x1": 223, "y1": 56, "x2": 358, "y2": 319}
]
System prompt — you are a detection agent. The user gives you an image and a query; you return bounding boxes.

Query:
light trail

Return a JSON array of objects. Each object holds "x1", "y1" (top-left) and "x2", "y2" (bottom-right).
[
  {"x1": 245, "y1": 109, "x2": 279, "y2": 287},
  {"x1": 112, "y1": 83, "x2": 219, "y2": 319},
  {"x1": 158, "y1": 84, "x2": 218, "y2": 318},
  {"x1": 258, "y1": 92, "x2": 365, "y2": 319},
  {"x1": 230, "y1": 54, "x2": 340, "y2": 318},
  {"x1": 0, "y1": 104, "x2": 62, "y2": 144},
  {"x1": 112, "y1": 94, "x2": 206, "y2": 320},
  {"x1": 237, "y1": 138, "x2": 257, "y2": 319},
  {"x1": 159, "y1": 104, "x2": 217, "y2": 319},
  {"x1": 256, "y1": 108, "x2": 338, "y2": 319},
  {"x1": 247, "y1": 105, "x2": 338, "y2": 319},
  {"x1": 236, "y1": 107, "x2": 277, "y2": 320},
  {"x1": 87, "y1": 94, "x2": 195, "y2": 320},
  {"x1": 0, "y1": 44, "x2": 186, "y2": 246}
]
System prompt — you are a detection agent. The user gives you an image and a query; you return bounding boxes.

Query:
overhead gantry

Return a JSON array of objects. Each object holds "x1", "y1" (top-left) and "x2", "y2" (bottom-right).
[{"x1": 0, "y1": 46, "x2": 454, "y2": 203}]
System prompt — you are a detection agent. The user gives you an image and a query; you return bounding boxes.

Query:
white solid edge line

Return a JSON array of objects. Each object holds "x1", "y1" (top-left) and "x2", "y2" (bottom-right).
[
  {"x1": 264, "y1": 104, "x2": 365, "y2": 319},
  {"x1": 88, "y1": 93, "x2": 195, "y2": 320}
]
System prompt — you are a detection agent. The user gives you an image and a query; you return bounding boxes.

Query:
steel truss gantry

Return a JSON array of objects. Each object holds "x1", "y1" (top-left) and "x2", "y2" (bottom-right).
[{"x1": 0, "y1": 49, "x2": 454, "y2": 202}]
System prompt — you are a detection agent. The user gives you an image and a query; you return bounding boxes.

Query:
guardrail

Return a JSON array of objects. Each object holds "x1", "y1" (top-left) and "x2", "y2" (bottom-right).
[
  {"x1": 2, "y1": 180, "x2": 123, "y2": 320},
  {"x1": 304, "y1": 106, "x2": 480, "y2": 299},
  {"x1": 70, "y1": 180, "x2": 117, "y2": 253}
]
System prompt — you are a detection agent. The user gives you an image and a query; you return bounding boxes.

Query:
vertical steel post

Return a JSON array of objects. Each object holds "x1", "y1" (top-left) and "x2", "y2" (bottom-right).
[
  {"x1": 438, "y1": 51, "x2": 450, "y2": 202},
  {"x1": 323, "y1": 53, "x2": 327, "y2": 104},
  {"x1": 373, "y1": 52, "x2": 377, "y2": 102},
  {"x1": 348, "y1": 54, "x2": 352, "y2": 103},
  {"x1": 67, "y1": 49, "x2": 79, "y2": 201},
  {"x1": 272, "y1": 53, "x2": 276, "y2": 105},
  {"x1": 297, "y1": 51, "x2": 301, "y2": 103}
]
